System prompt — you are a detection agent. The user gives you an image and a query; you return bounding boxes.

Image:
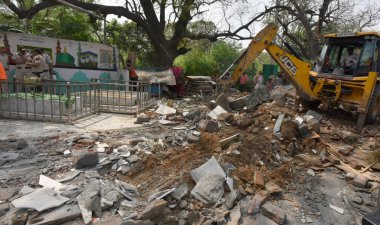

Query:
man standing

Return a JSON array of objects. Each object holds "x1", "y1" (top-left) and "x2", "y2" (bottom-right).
[
  {"x1": 12, "y1": 48, "x2": 31, "y2": 92},
  {"x1": 42, "y1": 50, "x2": 54, "y2": 79},
  {"x1": 0, "y1": 45, "x2": 10, "y2": 93},
  {"x1": 239, "y1": 73, "x2": 249, "y2": 92},
  {"x1": 126, "y1": 59, "x2": 138, "y2": 91},
  {"x1": 253, "y1": 71, "x2": 264, "y2": 90},
  {"x1": 30, "y1": 49, "x2": 49, "y2": 78}
]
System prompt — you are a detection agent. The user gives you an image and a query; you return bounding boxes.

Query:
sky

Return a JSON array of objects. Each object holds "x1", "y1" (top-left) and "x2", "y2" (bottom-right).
[{"x1": 97, "y1": 0, "x2": 379, "y2": 48}]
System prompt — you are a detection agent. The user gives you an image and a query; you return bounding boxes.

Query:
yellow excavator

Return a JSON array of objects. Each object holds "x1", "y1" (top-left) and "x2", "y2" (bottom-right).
[{"x1": 222, "y1": 23, "x2": 380, "y2": 130}]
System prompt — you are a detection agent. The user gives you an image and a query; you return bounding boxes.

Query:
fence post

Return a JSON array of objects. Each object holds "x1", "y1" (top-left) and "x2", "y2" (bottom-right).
[
  {"x1": 66, "y1": 82, "x2": 72, "y2": 123},
  {"x1": 97, "y1": 79, "x2": 101, "y2": 115}
]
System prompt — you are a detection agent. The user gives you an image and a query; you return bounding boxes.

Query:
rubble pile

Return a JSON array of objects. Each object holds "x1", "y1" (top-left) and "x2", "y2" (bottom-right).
[
  {"x1": 185, "y1": 76, "x2": 215, "y2": 95},
  {"x1": 0, "y1": 86, "x2": 379, "y2": 225}
]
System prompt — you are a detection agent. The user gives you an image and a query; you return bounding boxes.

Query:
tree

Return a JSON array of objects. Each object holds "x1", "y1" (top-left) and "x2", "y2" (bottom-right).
[
  {"x1": 265, "y1": 0, "x2": 380, "y2": 60},
  {"x1": 0, "y1": 1, "x2": 98, "y2": 41},
  {"x1": 2, "y1": 0, "x2": 284, "y2": 67}
]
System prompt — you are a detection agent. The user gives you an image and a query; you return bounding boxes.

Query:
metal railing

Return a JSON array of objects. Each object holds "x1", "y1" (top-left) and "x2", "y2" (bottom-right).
[{"x1": 0, "y1": 78, "x2": 160, "y2": 123}]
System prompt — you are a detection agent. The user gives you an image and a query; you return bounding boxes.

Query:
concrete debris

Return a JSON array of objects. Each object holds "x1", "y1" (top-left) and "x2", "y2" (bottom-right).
[
  {"x1": 75, "y1": 152, "x2": 99, "y2": 169},
  {"x1": 77, "y1": 180, "x2": 102, "y2": 224},
  {"x1": 225, "y1": 190, "x2": 238, "y2": 209},
  {"x1": 306, "y1": 169, "x2": 315, "y2": 176},
  {"x1": 31, "y1": 204, "x2": 82, "y2": 225},
  {"x1": 248, "y1": 191, "x2": 269, "y2": 214},
  {"x1": 261, "y1": 202, "x2": 286, "y2": 224},
  {"x1": 265, "y1": 182, "x2": 283, "y2": 195},
  {"x1": 148, "y1": 188, "x2": 175, "y2": 202},
  {"x1": 19, "y1": 186, "x2": 35, "y2": 196},
  {"x1": 329, "y1": 204, "x2": 344, "y2": 214},
  {"x1": 204, "y1": 120, "x2": 219, "y2": 133},
  {"x1": 219, "y1": 133, "x2": 239, "y2": 148},
  {"x1": 190, "y1": 156, "x2": 226, "y2": 182},
  {"x1": 304, "y1": 109, "x2": 322, "y2": 121},
  {"x1": 353, "y1": 174, "x2": 368, "y2": 188},
  {"x1": 116, "y1": 180, "x2": 140, "y2": 197},
  {"x1": 227, "y1": 205, "x2": 241, "y2": 225},
  {"x1": 77, "y1": 138, "x2": 96, "y2": 146},
  {"x1": 216, "y1": 93, "x2": 233, "y2": 112},
  {"x1": 208, "y1": 105, "x2": 229, "y2": 120},
  {"x1": 254, "y1": 170, "x2": 265, "y2": 186},
  {"x1": 187, "y1": 134, "x2": 200, "y2": 143},
  {"x1": 191, "y1": 173, "x2": 225, "y2": 204},
  {"x1": 245, "y1": 88, "x2": 269, "y2": 110},
  {"x1": 57, "y1": 170, "x2": 81, "y2": 182},
  {"x1": 39, "y1": 174, "x2": 64, "y2": 190},
  {"x1": 136, "y1": 114, "x2": 151, "y2": 124},
  {"x1": 273, "y1": 113, "x2": 285, "y2": 135},
  {"x1": 335, "y1": 130, "x2": 360, "y2": 143},
  {"x1": 139, "y1": 199, "x2": 167, "y2": 220},
  {"x1": 63, "y1": 150, "x2": 71, "y2": 156},
  {"x1": 185, "y1": 110, "x2": 201, "y2": 120},
  {"x1": 171, "y1": 183, "x2": 189, "y2": 201},
  {"x1": 12, "y1": 187, "x2": 69, "y2": 212},
  {"x1": 155, "y1": 104, "x2": 176, "y2": 115},
  {"x1": 0, "y1": 188, "x2": 18, "y2": 202},
  {"x1": 229, "y1": 96, "x2": 247, "y2": 110}
]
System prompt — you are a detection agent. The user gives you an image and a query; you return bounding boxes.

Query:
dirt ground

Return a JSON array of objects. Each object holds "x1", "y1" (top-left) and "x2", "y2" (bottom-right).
[{"x1": 0, "y1": 87, "x2": 379, "y2": 225}]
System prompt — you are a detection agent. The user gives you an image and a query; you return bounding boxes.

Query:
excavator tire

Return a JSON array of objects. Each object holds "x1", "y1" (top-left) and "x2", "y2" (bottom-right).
[
  {"x1": 365, "y1": 84, "x2": 380, "y2": 124},
  {"x1": 300, "y1": 98, "x2": 321, "y2": 110}
]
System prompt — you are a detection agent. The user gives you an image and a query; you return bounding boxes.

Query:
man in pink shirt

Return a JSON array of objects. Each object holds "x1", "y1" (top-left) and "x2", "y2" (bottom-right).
[{"x1": 239, "y1": 73, "x2": 249, "y2": 92}]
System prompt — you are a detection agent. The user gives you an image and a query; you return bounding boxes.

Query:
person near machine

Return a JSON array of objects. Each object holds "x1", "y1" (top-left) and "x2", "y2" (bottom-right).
[
  {"x1": 340, "y1": 46, "x2": 359, "y2": 74},
  {"x1": 12, "y1": 48, "x2": 32, "y2": 92},
  {"x1": 239, "y1": 72, "x2": 249, "y2": 92},
  {"x1": 42, "y1": 50, "x2": 54, "y2": 79},
  {"x1": 127, "y1": 59, "x2": 138, "y2": 91},
  {"x1": 253, "y1": 71, "x2": 264, "y2": 90}
]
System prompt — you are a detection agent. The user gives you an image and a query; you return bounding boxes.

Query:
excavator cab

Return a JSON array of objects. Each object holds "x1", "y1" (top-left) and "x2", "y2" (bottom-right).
[{"x1": 316, "y1": 34, "x2": 378, "y2": 77}]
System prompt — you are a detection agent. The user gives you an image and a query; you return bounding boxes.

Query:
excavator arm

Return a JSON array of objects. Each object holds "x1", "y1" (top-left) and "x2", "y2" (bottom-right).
[{"x1": 226, "y1": 23, "x2": 317, "y2": 101}]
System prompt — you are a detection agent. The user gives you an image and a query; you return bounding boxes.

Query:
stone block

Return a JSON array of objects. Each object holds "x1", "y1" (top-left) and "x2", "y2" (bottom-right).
[
  {"x1": 261, "y1": 202, "x2": 286, "y2": 224},
  {"x1": 353, "y1": 174, "x2": 368, "y2": 188}
]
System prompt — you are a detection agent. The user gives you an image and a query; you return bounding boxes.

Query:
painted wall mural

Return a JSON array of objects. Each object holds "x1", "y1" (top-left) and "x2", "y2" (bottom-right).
[{"x1": 1, "y1": 32, "x2": 125, "y2": 82}]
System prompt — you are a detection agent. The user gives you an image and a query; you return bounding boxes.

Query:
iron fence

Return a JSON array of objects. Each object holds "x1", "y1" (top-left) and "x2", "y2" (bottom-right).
[{"x1": 0, "y1": 78, "x2": 160, "y2": 123}]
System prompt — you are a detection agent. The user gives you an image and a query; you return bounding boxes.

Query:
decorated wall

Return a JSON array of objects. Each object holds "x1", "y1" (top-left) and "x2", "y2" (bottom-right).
[{"x1": 1, "y1": 32, "x2": 126, "y2": 82}]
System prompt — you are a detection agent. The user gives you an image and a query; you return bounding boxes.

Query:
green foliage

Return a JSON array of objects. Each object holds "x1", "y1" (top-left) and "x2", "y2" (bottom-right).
[
  {"x1": 174, "y1": 40, "x2": 242, "y2": 77},
  {"x1": 210, "y1": 41, "x2": 241, "y2": 74},
  {"x1": 174, "y1": 48, "x2": 218, "y2": 77},
  {"x1": 106, "y1": 19, "x2": 156, "y2": 67}
]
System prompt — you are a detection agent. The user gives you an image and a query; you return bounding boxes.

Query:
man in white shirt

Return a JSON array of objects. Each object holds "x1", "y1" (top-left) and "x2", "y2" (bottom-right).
[
  {"x1": 341, "y1": 47, "x2": 358, "y2": 74},
  {"x1": 31, "y1": 48, "x2": 49, "y2": 79}
]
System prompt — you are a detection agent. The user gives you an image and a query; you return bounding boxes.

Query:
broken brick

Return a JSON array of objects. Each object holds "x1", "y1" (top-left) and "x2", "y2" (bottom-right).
[
  {"x1": 254, "y1": 171, "x2": 264, "y2": 186},
  {"x1": 265, "y1": 182, "x2": 283, "y2": 195},
  {"x1": 261, "y1": 202, "x2": 286, "y2": 224},
  {"x1": 247, "y1": 192, "x2": 268, "y2": 214}
]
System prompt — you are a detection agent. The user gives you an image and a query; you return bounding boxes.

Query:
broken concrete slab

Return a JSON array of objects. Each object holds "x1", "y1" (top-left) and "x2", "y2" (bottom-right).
[
  {"x1": 75, "y1": 152, "x2": 99, "y2": 169},
  {"x1": 265, "y1": 182, "x2": 283, "y2": 195},
  {"x1": 246, "y1": 88, "x2": 269, "y2": 110},
  {"x1": 329, "y1": 204, "x2": 344, "y2": 214},
  {"x1": 204, "y1": 120, "x2": 219, "y2": 133},
  {"x1": 19, "y1": 186, "x2": 34, "y2": 196},
  {"x1": 207, "y1": 106, "x2": 229, "y2": 120},
  {"x1": 227, "y1": 205, "x2": 241, "y2": 225},
  {"x1": 191, "y1": 173, "x2": 225, "y2": 204},
  {"x1": 229, "y1": 96, "x2": 247, "y2": 110},
  {"x1": 215, "y1": 93, "x2": 232, "y2": 112},
  {"x1": 116, "y1": 180, "x2": 140, "y2": 197},
  {"x1": 0, "y1": 187, "x2": 18, "y2": 201},
  {"x1": 155, "y1": 104, "x2": 176, "y2": 115},
  {"x1": 353, "y1": 174, "x2": 368, "y2": 188},
  {"x1": 31, "y1": 204, "x2": 82, "y2": 225},
  {"x1": 56, "y1": 170, "x2": 82, "y2": 182},
  {"x1": 171, "y1": 183, "x2": 188, "y2": 201},
  {"x1": 261, "y1": 202, "x2": 286, "y2": 224},
  {"x1": 39, "y1": 175, "x2": 64, "y2": 190},
  {"x1": 190, "y1": 156, "x2": 226, "y2": 183},
  {"x1": 139, "y1": 199, "x2": 167, "y2": 220},
  {"x1": 11, "y1": 187, "x2": 69, "y2": 212},
  {"x1": 136, "y1": 114, "x2": 151, "y2": 124},
  {"x1": 225, "y1": 190, "x2": 238, "y2": 209},
  {"x1": 77, "y1": 139, "x2": 96, "y2": 146},
  {"x1": 304, "y1": 109, "x2": 322, "y2": 121},
  {"x1": 77, "y1": 180, "x2": 102, "y2": 224},
  {"x1": 247, "y1": 191, "x2": 268, "y2": 214},
  {"x1": 148, "y1": 188, "x2": 175, "y2": 202}
]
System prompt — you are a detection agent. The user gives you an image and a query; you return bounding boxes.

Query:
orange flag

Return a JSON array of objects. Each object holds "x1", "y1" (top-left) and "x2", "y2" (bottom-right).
[{"x1": 0, "y1": 63, "x2": 7, "y2": 80}]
